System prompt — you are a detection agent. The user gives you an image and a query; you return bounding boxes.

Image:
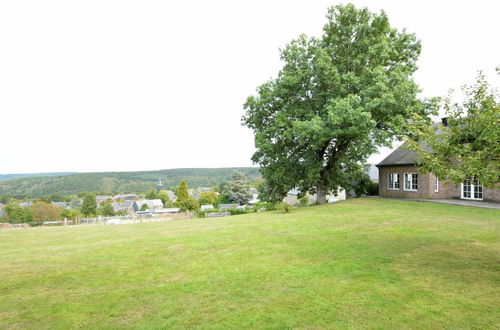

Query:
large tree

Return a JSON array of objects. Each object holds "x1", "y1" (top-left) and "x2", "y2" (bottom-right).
[
  {"x1": 243, "y1": 4, "x2": 430, "y2": 203},
  {"x1": 406, "y1": 72, "x2": 500, "y2": 187}
]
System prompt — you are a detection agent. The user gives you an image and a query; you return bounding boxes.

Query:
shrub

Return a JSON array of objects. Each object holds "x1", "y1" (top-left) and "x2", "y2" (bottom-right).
[
  {"x1": 298, "y1": 195, "x2": 310, "y2": 207},
  {"x1": 277, "y1": 202, "x2": 292, "y2": 213},
  {"x1": 366, "y1": 181, "x2": 379, "y2": 196},
  {"x1": 228, "y1": 208, "x2": 248, "y2": 216}
]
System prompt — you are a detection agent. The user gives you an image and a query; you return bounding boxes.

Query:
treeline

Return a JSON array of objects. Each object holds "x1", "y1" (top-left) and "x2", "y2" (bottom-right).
[{"x1": 0, "y1": 167, "x2": 260, "y2": 198}]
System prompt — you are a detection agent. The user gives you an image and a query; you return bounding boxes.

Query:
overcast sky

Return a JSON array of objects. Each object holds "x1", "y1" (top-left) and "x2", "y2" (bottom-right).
[{"x1": 0, "y1": 0, "x2": 498, "y2": 174}]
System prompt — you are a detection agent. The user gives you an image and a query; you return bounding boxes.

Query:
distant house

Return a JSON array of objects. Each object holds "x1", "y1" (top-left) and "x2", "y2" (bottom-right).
[
  {"x1": 133, "y1": 199, "x2": 164, "y2": 212},
  {"x1": 165, "y1": 190, "x2": 176, "y2": 202},
  {"x1": 111, "y1": 200, "x2": 135, "y2": 214}
]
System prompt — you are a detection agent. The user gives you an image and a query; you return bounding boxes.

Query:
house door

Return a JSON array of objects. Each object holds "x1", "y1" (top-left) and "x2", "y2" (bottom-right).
[{"x1": 461, "y1": 181, "x2": 483, "y2": 200}]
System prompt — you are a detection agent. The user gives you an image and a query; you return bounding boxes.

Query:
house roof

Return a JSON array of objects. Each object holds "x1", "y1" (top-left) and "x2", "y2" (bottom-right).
[
  {"x1": 51, "y1": 202, "x2": 73, "y2": 210},
  {"x1": 377, "y1": 144, "x2": 418, "y2": 167},
  {"x1": 96, "y1": 195, "x2": 113, "y2": 202},
  {"x1": 134, "y1": 199, "x2": 164, "y2": 210},
  {"x1": 378, "y1": 120, "x2": 447, "y2": 167},
  {"x1": 114, "y1": 194, "x2": 138, "y2": 200}
]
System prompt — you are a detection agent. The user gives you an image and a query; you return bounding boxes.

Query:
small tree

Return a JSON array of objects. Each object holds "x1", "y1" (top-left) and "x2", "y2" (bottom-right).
[
  {"x1": 81, "y1": 193, "x2": 97, "y2": 217},
  {"x1": 61, "y1": 208, "x2": 80, "y2": 220},
  {"x1": 140, "y1": 203, "x2": 148, "y2": 211},
  {"x1": 157, "y1": 190, "x2": 171, "y2": 207},
  {"x1": 228, "y1": 171, "x2": 253, "y2": 205},
  {"x1": 199, "y1": 191, "x2": 219, "y2": 206},
  {"x1": 99, "y1": 203, "x2": 115, "y2": 217},
  {"x1": 175, "y1": 180, "x2": 199, "y2": 211},
  {"x1": 31, "y1": 202, "x2": 61, "y2": 221},
  {"x1": 145, "y1": 188, "x2": 157, "y2": 200},
  {"x1": 175, "y1": 180, "x2": 190, "y2": 203}
]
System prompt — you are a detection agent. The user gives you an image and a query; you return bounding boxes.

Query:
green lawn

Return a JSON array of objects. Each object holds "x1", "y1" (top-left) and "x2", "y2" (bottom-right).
[{"x1": 1, "y1": 198, "x2": 499, "y2": 329}]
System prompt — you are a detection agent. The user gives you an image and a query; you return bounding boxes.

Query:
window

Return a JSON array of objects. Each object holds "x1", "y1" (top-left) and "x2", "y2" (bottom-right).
[
  {"x1": 404, "y1": 173, "x2": 418, "y2": 191},
  {"x1": 388, "y1": 173, "x2": 400, "y2": 190},
  {"x1": 434, "y1": 176, "x2": 439, "y2": 192},
  {"x1": 462, "y1": 180, "x2": 483, "y2": 200}
]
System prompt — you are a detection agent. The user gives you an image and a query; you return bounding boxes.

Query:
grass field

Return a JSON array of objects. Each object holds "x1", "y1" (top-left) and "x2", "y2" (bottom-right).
[{"x1": 1, "y1": 198, "x2": 499, "y2": 329}]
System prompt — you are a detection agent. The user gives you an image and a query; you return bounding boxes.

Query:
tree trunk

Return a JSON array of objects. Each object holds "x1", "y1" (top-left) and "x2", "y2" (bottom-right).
[{"x1": 316, "y1": 182, "x2": 327, "y2": 205}]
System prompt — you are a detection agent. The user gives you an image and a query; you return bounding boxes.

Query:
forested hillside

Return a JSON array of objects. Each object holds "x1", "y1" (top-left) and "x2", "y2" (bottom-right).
[
  {"x1": 0, "y1": 168, "x2": 260, "y2": 198},
  {"x1": 0, "y1": 172, "x2": 75, "y2": 180}
]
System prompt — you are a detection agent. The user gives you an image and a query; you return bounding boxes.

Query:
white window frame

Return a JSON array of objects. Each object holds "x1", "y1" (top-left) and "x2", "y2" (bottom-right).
[
  {"x1": 388, "y1": 173, "x2": 400, "y2": 190},
  {"x1": 404, "y1": 173, "x2": 418, "y2": 192},
  {"x1": 434, "y1": 176, "x2": 439, "y2": 192},
  {"x1": 461, "y1": 181, "x2": 483, "y2": 200}
]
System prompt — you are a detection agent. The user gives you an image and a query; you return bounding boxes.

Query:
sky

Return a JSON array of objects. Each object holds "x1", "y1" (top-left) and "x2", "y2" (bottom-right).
[{"x1": 0, "y1": 0, "x2": 498, "y2": 174}]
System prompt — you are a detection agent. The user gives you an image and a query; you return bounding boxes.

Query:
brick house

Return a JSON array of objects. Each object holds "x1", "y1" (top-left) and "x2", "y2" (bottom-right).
[{"x1": 377, "y1": 144, "x2": 500, "y2": 203}]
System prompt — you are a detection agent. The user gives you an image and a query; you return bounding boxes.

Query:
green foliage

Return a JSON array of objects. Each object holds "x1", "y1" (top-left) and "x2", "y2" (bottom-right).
[
  {"x1": 60, "y1": 208, "x2": 80, "y2": 220},
  {"x1": 145, "y1": 189, "x2": 157, "y2": 200},
  {"x1": 175, "y1": 180, "x2": 190, "y2": 203},
  {"x1": 350, "y1": 171, "x2": 376, "y2": 197},
  {"x1": 48, "y1": 194, "x2": 65, "y2": 202},
  {"x1": 31, "y1": 202, "x2": 61, "y2": 221},
  {"x1": 99, "y1": 203, "x2": 115, "y2": 217},
  {"x1": 243, "y1": 4, "x2": 431, "y2": 204},
  {"x1": 140, "y1": 203, "x2": 148, "y2": 211},
  {"x1": 199, "y1": 191, "x2": 218, "y2": 206},
  {"x1": 277, "y1": 202, "x2": 292, "y2": 213},
  {"x1": 81, "y1": 193, "x2": 97, "y2": 217},
  {"x1": 366, "y1": 182, "x2": 379, "y2": 196},
  {"x1": 407, "y1": 72, "x2": 500, "y2": 187},
  {"x1": 175, "y1": 180, "x2": 199, "y2": 211},
  {"x1": 228, "y1": 171, "x2": 253, "y2": 205},
  {"x1": 228, "y1": 208, "x2": 248, "y2": 216},
  {"x1": 0, "y1": 195, "x2": 10, "y2": 204},
  {"x1": 3, "y1": 203, "x2": 33, "y2": 223},
  {"x1": 156, "y1": 190, "x2": 171, "y2": 207},
  {"x1": 298, "y1": 195, "x2": 310, "y2": 207},
  {"x1": 176, "y1": 198, "x2": 199, "y2": 212}
]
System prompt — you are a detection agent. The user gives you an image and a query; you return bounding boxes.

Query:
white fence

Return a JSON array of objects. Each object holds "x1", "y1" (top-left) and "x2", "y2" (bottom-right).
[
  {"x1": 76, "y1": 213, "x2": 193, "y2": 226},
  {"x1": 78, "y1": 215, "x2": 134, "y2": 225}
]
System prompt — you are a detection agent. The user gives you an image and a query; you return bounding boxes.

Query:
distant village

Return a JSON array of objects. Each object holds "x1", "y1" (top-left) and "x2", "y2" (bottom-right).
[{"x1": 0, "y1": 170, "x2": 358, "y2": 225}]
